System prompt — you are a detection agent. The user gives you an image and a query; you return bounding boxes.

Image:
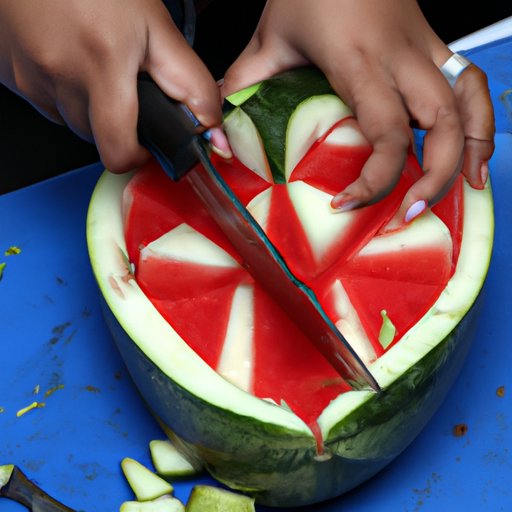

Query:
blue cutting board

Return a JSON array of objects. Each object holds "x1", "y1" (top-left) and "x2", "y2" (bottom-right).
[{"x1": 1, "y1": 38, "x2": 511, "y2": 511}]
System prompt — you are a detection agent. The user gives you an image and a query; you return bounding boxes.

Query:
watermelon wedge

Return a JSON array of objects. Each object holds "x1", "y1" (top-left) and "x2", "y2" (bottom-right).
[{"x1": 87, "y1": 68, "x2": 493, "y2": 507}]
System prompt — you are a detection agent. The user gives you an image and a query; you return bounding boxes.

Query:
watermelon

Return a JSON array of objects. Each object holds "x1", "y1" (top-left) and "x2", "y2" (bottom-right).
[{"x1": 87, "y1": 68, "x2": 494, "y2": 507}]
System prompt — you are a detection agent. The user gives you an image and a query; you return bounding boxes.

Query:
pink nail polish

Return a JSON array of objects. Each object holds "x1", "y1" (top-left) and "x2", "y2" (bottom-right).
[
  {"x1": 331, "y1": 194, "x2": 361, "y2": 212},
  {"x1": 480, "y1": 161, "x2": 489, "y2": 186},
  {"x1": 404, "y1": 200, "x2": 427, "y2": 223},
  {"x1": 209, "y1": 127, "x2": 232, "y2": 160}
]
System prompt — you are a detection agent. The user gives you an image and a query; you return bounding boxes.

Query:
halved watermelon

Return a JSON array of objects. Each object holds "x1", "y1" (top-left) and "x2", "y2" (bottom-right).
[{"x1": 87, "y1": 68, "x2": 493, "y2": 507}]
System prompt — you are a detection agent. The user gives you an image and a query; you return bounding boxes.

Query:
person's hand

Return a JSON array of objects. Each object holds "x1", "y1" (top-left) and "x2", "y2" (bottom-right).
[
  {"x1": 222, "y1": 0, "x2": 495, "y2": 223},
  {"x1": 0, "y1": 0, "x2": 229, "y2": 173}
]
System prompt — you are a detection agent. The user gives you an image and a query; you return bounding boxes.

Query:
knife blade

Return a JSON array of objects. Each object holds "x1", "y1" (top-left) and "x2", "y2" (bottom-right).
[
  {"x1": 136, "y1": 75, "x2": 380, "y2": 392},
  {"x1": 0, "y1": 464, "x2": 76, "y2": 512}
]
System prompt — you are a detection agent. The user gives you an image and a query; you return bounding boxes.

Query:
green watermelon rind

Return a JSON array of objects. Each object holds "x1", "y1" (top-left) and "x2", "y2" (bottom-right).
[{"x1": 231, "y1": 67, "x2": 339, "y2": 182}]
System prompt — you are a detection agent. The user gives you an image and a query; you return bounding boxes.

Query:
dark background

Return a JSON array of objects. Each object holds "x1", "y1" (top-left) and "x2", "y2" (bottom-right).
[{"x1": 1, "y1": 0, "x2": 510, "y2": 193}]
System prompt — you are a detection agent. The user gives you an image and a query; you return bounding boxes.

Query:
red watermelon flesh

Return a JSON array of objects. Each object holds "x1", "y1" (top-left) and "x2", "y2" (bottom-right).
[{"x1": 123, "y1": 117, "x2": 461, "y2": 432}]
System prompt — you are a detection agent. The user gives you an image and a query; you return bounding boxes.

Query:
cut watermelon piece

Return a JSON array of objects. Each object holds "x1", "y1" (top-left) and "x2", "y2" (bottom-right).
[
  {"x1": 186, "y1": 485, "x2": 255, "y2": 512},
  {"x1": 137, "y1": 224, "x2": 248, "y2": 300},
  {"x1": 87, "y1": 67, "x2": 493, "y2": 507},
  {"x1": 123, "y1": 161, "x2": 240, "y2": 265},
  {"x1": 149, "y1": 439, "x2": 200, "y2": 479},
  {"x1": 121, "y1": 457, "x2": 173, "y2": 502}
]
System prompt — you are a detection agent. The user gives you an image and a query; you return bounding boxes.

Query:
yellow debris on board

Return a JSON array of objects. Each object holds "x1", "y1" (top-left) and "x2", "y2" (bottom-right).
[
  {"x1": 16, "y1": 402, "x2": 46, "y2": 417},
  {"x1": 5, "y1": 246, "x2": 21, "y2": 256},
  {"x1": 45, "y1": 384, "x2": 65, "y2": 398}
]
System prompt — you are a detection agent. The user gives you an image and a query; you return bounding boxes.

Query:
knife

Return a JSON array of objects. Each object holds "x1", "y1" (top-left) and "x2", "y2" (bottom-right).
[
  {"x1": 0, "y1": 464, "x2": 76, "y2": 512},
  {"x1": 136, "y1": 75, "x2": 380, "y2": 392}
]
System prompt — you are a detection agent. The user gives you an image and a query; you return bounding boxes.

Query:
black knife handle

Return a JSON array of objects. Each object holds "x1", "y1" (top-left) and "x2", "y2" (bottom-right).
[
  {"x1": 137, "y1": 74, "x2": 199, "y2": 180},
  {"x1": 2, "y1": 466, "x2": 76, "y2": 512}
]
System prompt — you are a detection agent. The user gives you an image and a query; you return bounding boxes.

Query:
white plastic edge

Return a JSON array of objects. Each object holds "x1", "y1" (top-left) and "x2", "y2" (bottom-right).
[{"x1": 449, "y1": 16, "x2": 512, "y2": 52}]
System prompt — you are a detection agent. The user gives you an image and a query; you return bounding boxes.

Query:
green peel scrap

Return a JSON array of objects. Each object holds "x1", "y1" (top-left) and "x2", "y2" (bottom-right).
[
  {"x1": 378, "y1": 310, "x2": 397, "y2": 349},
  {"x1": 226, "y1": 83, "x2": 262, "y2": 107}
]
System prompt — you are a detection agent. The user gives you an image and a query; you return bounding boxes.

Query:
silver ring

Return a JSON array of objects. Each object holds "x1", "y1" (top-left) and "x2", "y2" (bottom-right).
[{"x1": 439, "y1": 53, "x2": 472, "y2": 88}]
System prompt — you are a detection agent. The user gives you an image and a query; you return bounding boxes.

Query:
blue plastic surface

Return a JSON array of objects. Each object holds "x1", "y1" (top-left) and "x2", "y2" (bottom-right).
[{"x1": 1, "y1": 38, "x2": 511, "y2": 511}]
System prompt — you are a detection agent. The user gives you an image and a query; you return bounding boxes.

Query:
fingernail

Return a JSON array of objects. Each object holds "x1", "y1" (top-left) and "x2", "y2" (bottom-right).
[
  {"x1": 331, "y1": 194, "x2": 361, "y2": 212},
  {"x1": 207, "y1": 126, "x2": 232, "y2": 159},
  {"x1": 404, "y1": 200, "x2": 427, "y2": 223},
  {"x1": 480, "y1": 161, "x2": 489, "y2": 186}
]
